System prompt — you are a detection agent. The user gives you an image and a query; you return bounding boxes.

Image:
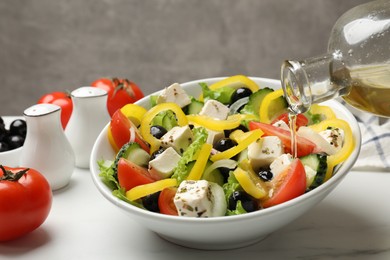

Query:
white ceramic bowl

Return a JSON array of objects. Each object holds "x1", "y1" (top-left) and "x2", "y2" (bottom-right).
[
  {"x1": 0, "y1": 117, "x2": 23, "y2": 167},
  {"x1": 90, "y1": 77, "x2": 361, "y2": 250}
]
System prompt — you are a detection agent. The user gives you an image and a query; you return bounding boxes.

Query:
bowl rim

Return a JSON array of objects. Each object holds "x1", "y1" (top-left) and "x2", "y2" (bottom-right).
[{"x1": 90, "y1": 76, "x2": 361, "y2": 223}]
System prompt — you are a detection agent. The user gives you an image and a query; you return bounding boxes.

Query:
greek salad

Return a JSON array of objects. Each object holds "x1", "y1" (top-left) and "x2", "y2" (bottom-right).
[{"x1": 98, "y1": 75, "x2": 355, "y2": 217}]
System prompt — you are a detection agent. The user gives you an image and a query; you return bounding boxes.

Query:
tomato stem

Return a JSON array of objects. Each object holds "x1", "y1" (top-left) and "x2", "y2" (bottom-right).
[
  {"x1": 0, "y1": 165, "x2": 29, "y2": 181},
  {"x1": 112, "y1": 77, "x2": 135, "y2": 98}
]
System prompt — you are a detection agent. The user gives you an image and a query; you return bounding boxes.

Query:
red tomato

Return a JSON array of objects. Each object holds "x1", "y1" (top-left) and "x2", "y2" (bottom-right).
[
  {"x1": 249, "y1": 121, "x2": 316, "y2": 157},
  {"x1": 91, "y1": 77, "x2": 144, "y2": 117},
  {"x1": 110, "y1": 110, "x2": 150, "y2": 153},
  {"x1": 261, "y1": 159, "x2": 306, "y2": 208},
  {"x1": 0, "y1": 165, "x2": 52, "y2": 241},
  {"x1": 271, "y1": 113, "x2": 309, "y2": 129},
  {"x1": 158, "y1": 187, "x2": 178, "y2": 216},
  {"x1": 117, "y1": 158, "x2": 161, "y2": 191},
  {"x1": 38, "y1": 91, "x2": 73, "y2": 129}
]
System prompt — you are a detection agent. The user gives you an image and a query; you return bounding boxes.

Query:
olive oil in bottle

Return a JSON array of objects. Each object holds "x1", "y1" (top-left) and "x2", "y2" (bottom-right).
[{"x1": 343, "y1": 64, "x2": 390, "y2": 117}]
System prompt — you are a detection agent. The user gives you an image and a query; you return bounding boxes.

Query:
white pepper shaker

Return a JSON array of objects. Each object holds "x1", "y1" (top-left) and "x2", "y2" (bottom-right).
[
  {"x1": 65, "y1": 86, "x2": 110, "y2": 168},
  {"x1": 20, "y1": 103, "x2": 75, "y2": 190}
]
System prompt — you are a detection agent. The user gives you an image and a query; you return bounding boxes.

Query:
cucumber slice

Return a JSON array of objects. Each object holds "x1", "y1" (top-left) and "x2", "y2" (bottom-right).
[
  {"x1": 186, "y1": 99, "x2": 204, "y2": 115},
  {"x1": 300, "y1": 153, "x2": 327, "y2": 190},
  {"x1": 240, "y1": 88, "x2": 273, "y2": 115},
  {"x1": 114, "y1": 142, "x2": 150, "y2": 176}
]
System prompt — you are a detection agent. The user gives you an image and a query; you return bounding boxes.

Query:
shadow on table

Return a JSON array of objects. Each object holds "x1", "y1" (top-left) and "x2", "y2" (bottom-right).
[{"x1": 0, "y1": 228, "x2": 51, "y2": 257}]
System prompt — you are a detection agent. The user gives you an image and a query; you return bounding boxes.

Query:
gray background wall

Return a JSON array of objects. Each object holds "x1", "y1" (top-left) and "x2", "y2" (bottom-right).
[{"x1": 1, "y1": 0, "x2": 369, "y2": 115}]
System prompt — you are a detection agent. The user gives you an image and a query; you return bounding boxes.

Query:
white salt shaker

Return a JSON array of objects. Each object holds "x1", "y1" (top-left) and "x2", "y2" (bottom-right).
[
  {"x1": 65, "y1": 86, "x2": 110, "y2": 168},
  {"x1": 20, "y1": 103, "x2": 75, "y2": 190}
]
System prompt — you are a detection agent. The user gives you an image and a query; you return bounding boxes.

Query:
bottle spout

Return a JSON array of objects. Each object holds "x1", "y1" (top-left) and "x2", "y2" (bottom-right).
[{"x1": 281, "y1": 60, "x2": 312, "y2": 114}]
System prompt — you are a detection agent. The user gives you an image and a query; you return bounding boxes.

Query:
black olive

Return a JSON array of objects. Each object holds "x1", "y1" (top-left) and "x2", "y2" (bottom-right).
[
  {"x1": 231, "y1": 87, "x2": 252, "y2": 104},
  {"x1": 150, "y1": 125, "x2": 167, "y2": 139},
  {"x1": 9, "y1": 119, "x2": 27, "y2": 137},
  {"x1": 224, "y1": 124, "x2": 248, "y2": 137},
  {"x1": 150, "y1": 147, "x2": 165, "y2": 161},
  {"x1": 0, "y1": 125, "x2": 7, "y2": 142},
  {"x1": 258, "y1": 168, "x2": 273, "y2": 181},
  {"x1": 6, "y1": 135, "x2": 24, "y2": 149},
  {"x1": 214, "y1": 138, "x2": 237, "y2": 152},
  {"x1": 0, "y1": 141, "x2": 9, "y2": 152},
  {"x1": 228, "y1": 190, "x2": 259, "y2": 212},
  {"x1": 219, "y1": 167, "x2": 235, "y2": 183},
  {"x1": 142, "y1": 191, "x2": 161, "y2": 213}
]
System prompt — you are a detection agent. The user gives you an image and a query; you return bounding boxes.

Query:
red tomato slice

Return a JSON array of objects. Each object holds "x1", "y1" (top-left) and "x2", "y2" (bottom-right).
[
  {"x1": 158, "y1": 187, "x2": 178, "y2": 216},
  {"x1": 261, "y1": 158, "x2": 306, "y2": 208},
  {"x1": 271, "y1": 113, "x2": 309, "y2": 128},
  {"x1": 248, "y1": 121, "x2": 316, "y2": 157},
  {"x1": 110, "y1": 109, "x2": 150, "y2": 153},
  {"x1": 117, "y1": 158, "x2": 160, "y2": 191}
]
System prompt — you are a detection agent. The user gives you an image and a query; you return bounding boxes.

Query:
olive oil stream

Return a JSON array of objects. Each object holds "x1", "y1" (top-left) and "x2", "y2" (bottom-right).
[{"x1": 288, "y1": 112, "x2": 298, "y2": 159}]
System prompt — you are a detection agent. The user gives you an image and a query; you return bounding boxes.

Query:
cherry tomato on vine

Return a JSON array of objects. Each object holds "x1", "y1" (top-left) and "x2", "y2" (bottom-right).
[
  {"x1": 91, "y1": 78, "x2": 144, "y2": 117},
  {"x1": 38, "y1": 91, "x2": 73, "y2": 129},
  {"x1": 0, "y1": 165, "x2": 52, "y2": 241}
]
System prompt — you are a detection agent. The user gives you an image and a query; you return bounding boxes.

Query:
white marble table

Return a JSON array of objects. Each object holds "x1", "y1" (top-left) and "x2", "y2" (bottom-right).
[{"x1": 0, "y1": 167, "x2": 389, "y2": 259}]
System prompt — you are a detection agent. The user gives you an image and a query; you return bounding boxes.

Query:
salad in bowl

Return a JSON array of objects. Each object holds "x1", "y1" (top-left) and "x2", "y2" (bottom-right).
[{"x1": 90, "y1": 76, "x2": 360, "y2": 249}]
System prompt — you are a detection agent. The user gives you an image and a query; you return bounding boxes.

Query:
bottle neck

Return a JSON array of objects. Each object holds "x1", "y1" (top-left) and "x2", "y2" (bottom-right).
[{"x1": 281, "y1": 52, "x2": 351, "y2": 114}]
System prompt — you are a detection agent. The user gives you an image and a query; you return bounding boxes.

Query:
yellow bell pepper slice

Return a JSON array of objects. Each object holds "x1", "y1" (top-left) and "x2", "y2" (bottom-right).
[
  {"x1": 259, "y1": 89, "x2": 285, "y2": 123},
  {"x1": 126, "y1": 178, "x2": 178, "y2": 201},
  {"x1": 233, "y1": 166, "x2": 267, "y2": 199},
  {"x1": 308, "y1": 104, "x2": 337, "y2": 121},
  {"x1": 309, "y1": 118, "x2": 355, "y2": 181},
  {"x1": 186, "y1": 114, "x2": 242, "y2": 131},
  {"x1": 211, "y1": 129, "x2": 263, "y2": 162},
  {"x1": 209, "y1": 75, "x2": 259, "y2": 92},
  {"x1": 199, "y1": 75, "x2": 260, "y2": 101},
  {"x1": 229, "y1": 129, "x2": 264, "y2": 143},
  {"x1": 186, "y1": 143, "x2": 213, "y2": 181},
  {"x1": 107, "y1": 126, "x2": 119, "y2": 152},
  {"x1": 140, "y1": 103, "x2": 188, "y2": 153},
  {"x1": 120, "y1": 104, "x2": 147, "y2": 127}
]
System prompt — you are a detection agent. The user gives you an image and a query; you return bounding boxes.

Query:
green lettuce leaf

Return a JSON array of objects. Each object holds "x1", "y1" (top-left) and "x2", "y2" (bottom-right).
[
  {"x1": 222, "y1": 171, "x2": 241, "y2": 202},
  {"x1": 199, "y1": 82, "x2": 235, "y2": 105},
  {"x1": 226, "y1": 201, "x2": 248, "y2": 216},
  {"x1": 98, "y1": 159, "x2": 118, "y2": 190},
  {"x1": 171, "y1": 127, "x2": 208, "y2": 183}
]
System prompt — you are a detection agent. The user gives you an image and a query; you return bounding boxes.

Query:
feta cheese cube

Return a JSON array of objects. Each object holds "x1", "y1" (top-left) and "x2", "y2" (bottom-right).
[
  {"x1": 160, "y1": 125, "x2": 194, "y2": 154},
  {"x1": 148, "y1": 147, "x2": 181, "y2": 178},
  {"x1": 270, "y1": 153, "x2": 293, "y2": 178},
  {"x1": 248, "y1": 136, "x2": 284, "y2": 170},
  {"x1": 157, "y1": 83, "x2": 191, "y2": 108},
  {"x1": 199, "y1": 100, "x2": 230, "y2": 120},
  {"x1": 173, "y1": 180, "x2": 226, "y2": 217},
  {"x1": 319, "y1": 128, "x2": 344, "y2": 153}
]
